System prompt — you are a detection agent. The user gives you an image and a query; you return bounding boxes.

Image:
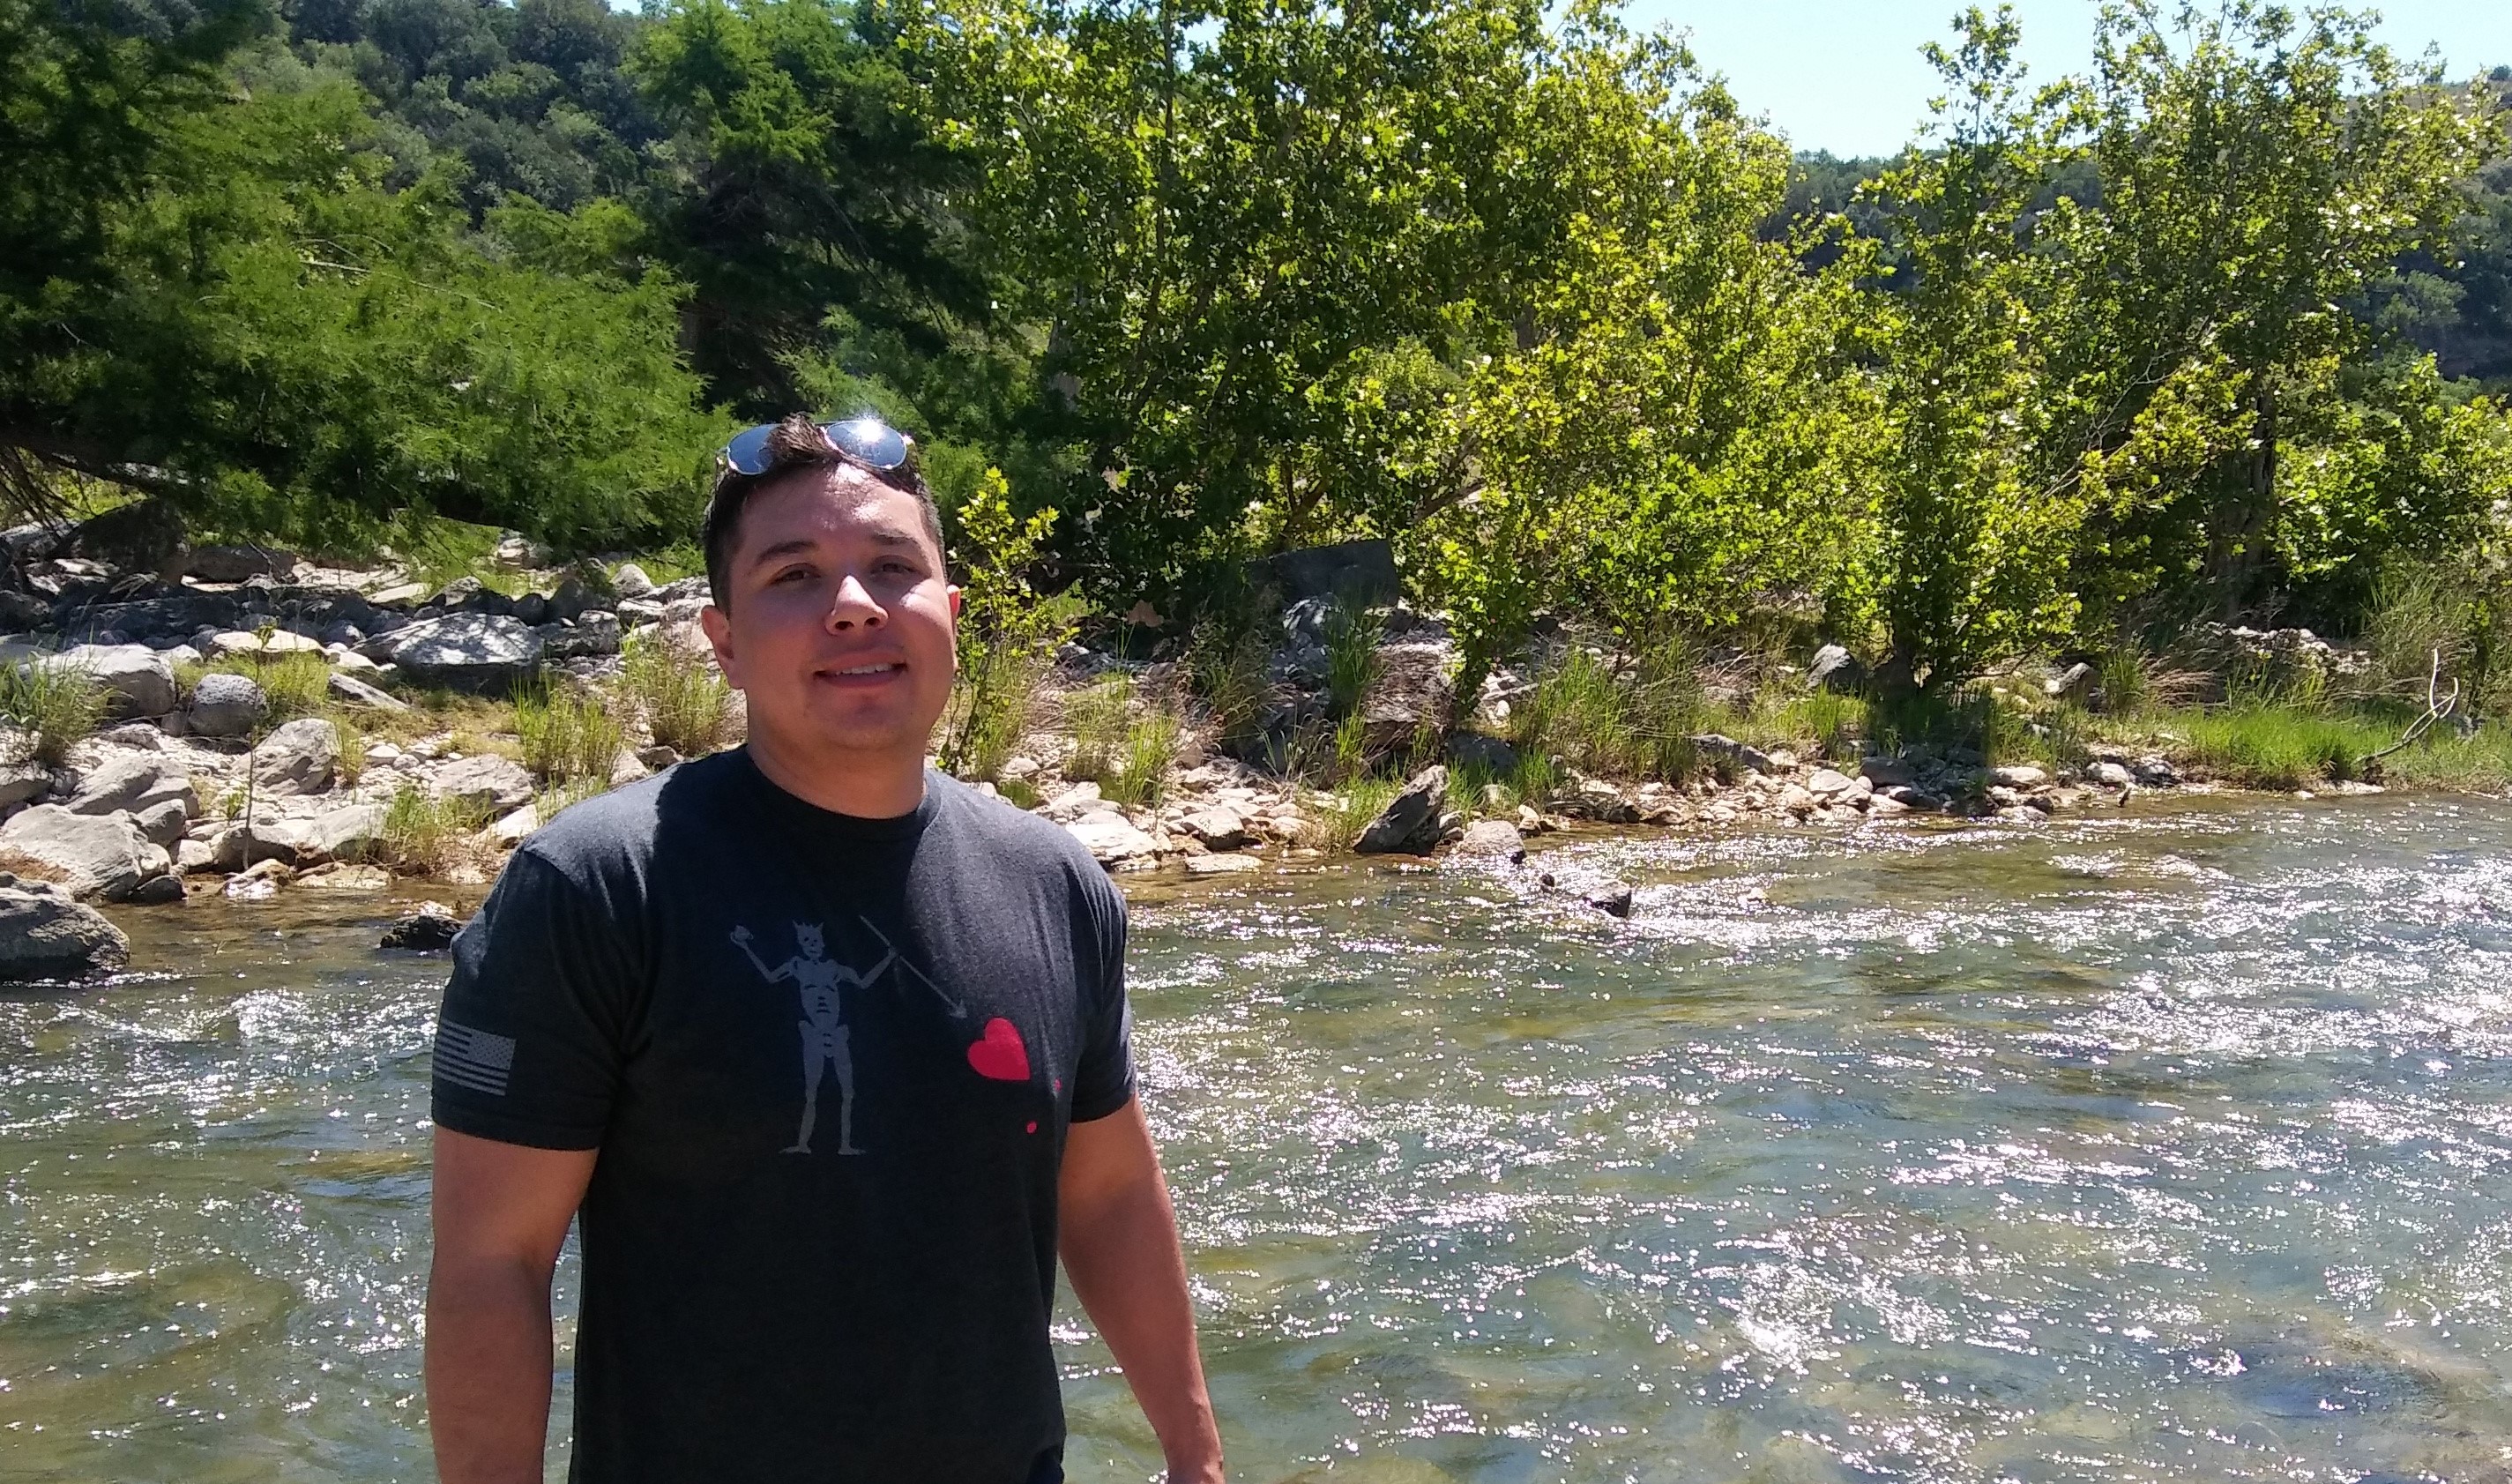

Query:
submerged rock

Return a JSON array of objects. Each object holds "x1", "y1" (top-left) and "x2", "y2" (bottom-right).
[{"x1": 382, "y1": 902, "x2": 465, "y2": 951}]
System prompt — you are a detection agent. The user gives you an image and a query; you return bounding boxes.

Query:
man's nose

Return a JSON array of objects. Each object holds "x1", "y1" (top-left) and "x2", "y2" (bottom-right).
[{"x1": 824, "y1": 571, "x2": 888, "y2": 632}]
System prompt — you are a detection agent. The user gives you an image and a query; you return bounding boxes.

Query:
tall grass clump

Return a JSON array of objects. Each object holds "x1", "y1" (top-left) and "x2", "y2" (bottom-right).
[
  {"x1": 233, "y1": 651, "x2": 332, "y2": 720},
  {"x1": 1187, "y1": 627, "x2": 1277, "y2": 756},
  {"x1": 1512, "y1": 640, "x2": 1705, "y2": 779},
  {"x1": 378, "y1": 786, "x2": 491, "y2": 875},
  {"x1": 1107, "y1": 706, "x2": 1182, "y2": 807},
  {"x1": 514, "y1": 683, "x2": 625, "y2": 784},
  {"x1": 1062, "y1": 675, "x2": 1134, "y2": 783},
  {"x1": 0, "y1": 658, "x2": 107, "y2": 765},
  {"x1": 1323, "y1": 596, "x2": 1383, "y2": 720},
  {"x1": 615, "y1": 632, "x2": 732, "y2": 757}
]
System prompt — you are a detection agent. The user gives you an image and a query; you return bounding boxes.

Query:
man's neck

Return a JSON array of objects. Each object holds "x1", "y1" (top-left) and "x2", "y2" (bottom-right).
[{"x1": 742, "y1": 731, "x2": 928, "y2": 819}]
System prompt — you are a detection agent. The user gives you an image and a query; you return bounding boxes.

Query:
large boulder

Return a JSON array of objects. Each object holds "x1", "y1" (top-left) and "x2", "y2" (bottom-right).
[
  {"x1": 1445, "y1": 731, "x2": 1519, "y2": 779},
  {"x1": 0, "y1": 805, "x2": 165, "y2": 901},
  {"x1": 427, "y1": 753, "x2": 537, "y2": 812},
  {"x1": 1808, "y1": 644, "x2": 1866, "y2": 693},
  {"x1": 251, "y1": 718, "x2": 339, "y2": 796},
  {"x1": 0, "y1": 879, "x2": 130, "y2": 981},
  {"x1": 362, "y1": 612, "x2": 542, "y2": 693},
  {"x1": 1358, "y1": 643, "x2": 1456, "y2": 753},
  {"x1": 184, "y1": 544, "x2": 298, "y2": 583},
  {"x1": 612, "y1": 563, "x2": 656, "y2": 599},
  {"x1": 1063, "y1": 809, "x2": 1163, "y2": 869},
  {"x1": 44, "y1": 644, "x2": 177, "y2": 718},
  {"x1": 215, "y1": 802, "x2": 384, "y2": 869},
  {"x1": 1354, "y1": 764, "x2": 1448, "y2": 854},
  {"x1": 0, "y1": 761, "x2": 49, "y2": 810},
  {"x1": 327, "y1": 671, "x2": 411, "y2": 712},
  {"x1": 1451, "y1": 818, "x2": 1527, "y2": 862},
  {"x1": 186, "y1": 670, "x2": 269, "y2": 738},
  {"x1": 66, "y1": 752, "x2": 195, "y2": 817},
  {"x1": 1254, "y1": 538, "x2": 1401, "y2": 606}
]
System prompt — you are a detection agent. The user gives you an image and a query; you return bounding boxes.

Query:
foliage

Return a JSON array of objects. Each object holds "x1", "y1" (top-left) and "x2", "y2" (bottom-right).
[
  {"x1": 939, "y1": 467, "x2": 1072, "y2": 778},
  {"x1": 1322, "y1": 599, "x2": 1383, "y2": 722},
  {"x1": 0, "y1": 657, "x2": 108, "y2": 766},
  {"x1": 615, "y1": 631, "x2": 734, "y2": 757}
]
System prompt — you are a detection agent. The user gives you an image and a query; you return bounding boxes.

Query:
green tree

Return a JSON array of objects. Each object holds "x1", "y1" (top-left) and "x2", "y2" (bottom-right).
[
  {"x1": 1852, "y1": 8, "x2": 2084, "y2": 690},
  {"x1": 0, "y1": 0, "x2": 727, "y2": 545},
  {"x1": 2050, "y1": 0, "x2": 2498, "y2": 623}
]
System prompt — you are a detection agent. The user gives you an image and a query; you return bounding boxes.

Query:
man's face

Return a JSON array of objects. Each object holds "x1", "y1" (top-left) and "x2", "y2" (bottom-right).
[{"x1": 699, "y1": 467, "x2": 959, "y2": 773}]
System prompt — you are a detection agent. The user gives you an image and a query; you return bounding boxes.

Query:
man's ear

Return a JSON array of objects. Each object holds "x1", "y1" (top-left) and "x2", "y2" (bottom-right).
[{"x1": 699, "y1": 603, "x2": 742, "y2": 690}]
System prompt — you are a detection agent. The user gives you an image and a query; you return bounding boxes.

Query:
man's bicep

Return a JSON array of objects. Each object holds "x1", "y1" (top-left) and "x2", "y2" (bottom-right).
[
  {"x1": 431, "y1": 1128, "x2": 596, "y2": 1271},
  {"x1": 1060, "y1": 1095, "x2": 1154, "y2": 1209}
]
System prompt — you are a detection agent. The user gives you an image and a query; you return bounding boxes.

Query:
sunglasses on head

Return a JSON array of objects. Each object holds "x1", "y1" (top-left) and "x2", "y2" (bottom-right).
[{"x1": 717, "y1": 416, "x2": 913, "y2": 479}]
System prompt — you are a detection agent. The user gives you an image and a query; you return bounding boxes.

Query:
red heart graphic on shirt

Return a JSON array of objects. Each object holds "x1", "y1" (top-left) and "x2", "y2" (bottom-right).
[{"x1": 966, "y1": 1018, "x2": 1031, "y2": 1082}]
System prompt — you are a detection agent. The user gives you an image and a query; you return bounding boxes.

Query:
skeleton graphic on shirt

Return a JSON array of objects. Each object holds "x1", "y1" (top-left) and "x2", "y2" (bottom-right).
[{"x1": 731, "y1": 919, "x2": 964, "y2": 1155}]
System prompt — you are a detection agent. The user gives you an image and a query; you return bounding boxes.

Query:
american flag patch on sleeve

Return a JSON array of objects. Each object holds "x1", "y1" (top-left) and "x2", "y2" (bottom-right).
[{"x1": 434, "y1": 1019, "x2": 518, "y2": 1097}]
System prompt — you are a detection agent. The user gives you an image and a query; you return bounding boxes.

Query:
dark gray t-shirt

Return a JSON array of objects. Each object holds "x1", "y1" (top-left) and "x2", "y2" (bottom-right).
[{"x1": 430, "y1": 751, "x2": 1136, "y2": 1484}]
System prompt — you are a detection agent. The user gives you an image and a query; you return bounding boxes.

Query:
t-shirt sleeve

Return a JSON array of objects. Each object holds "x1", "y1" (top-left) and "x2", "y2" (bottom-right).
[
  {"x1": 430, "y1": 847, "x2": 640, "y2": 1150},
  {"x1": 1068, "y1": 872, "x2": 1137, "y2": 1123}
]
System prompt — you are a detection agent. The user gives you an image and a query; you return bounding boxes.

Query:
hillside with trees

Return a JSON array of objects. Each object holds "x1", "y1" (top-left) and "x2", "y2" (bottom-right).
[{"x1": 4, "y1": 0, "x2": 2508, "y2": 701}]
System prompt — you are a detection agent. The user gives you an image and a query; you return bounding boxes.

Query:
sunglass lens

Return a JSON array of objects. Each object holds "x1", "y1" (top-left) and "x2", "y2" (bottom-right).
[
  {"x1": 825, "y1": 417, "x2": 908, "y2": 470},
  {"x1": 721, "y1": 423, "x2": 777, "y2": 476}
]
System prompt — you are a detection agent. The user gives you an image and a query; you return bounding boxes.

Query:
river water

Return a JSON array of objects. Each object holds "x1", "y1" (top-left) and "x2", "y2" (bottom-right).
[{"x1": 4, "y1": 794, "x2": 2509, "y2": 1482}]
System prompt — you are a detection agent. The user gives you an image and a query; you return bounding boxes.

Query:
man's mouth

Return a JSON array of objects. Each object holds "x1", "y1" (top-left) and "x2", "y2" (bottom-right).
[
  {"x1": 816, "y1": 660, "x2": 906, "y2": 688},
  {"x1": 831, "y1": 663, "x2": 899, "y2": 676}
]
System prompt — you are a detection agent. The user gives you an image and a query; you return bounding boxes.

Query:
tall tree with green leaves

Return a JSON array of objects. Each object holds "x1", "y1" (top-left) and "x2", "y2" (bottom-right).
[
  {"x1": 1854, "y1": 7, "x2": 2085, "y2": 690},
  {"x1": 2050, "y1": 0, "x2": 2499, "y2": 623}
]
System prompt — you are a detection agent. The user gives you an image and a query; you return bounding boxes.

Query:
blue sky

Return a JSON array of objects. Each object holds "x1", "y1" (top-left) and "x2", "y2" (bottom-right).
[{"x1": 1623, "y1": 1, "x2": 2512, "y2": 157}]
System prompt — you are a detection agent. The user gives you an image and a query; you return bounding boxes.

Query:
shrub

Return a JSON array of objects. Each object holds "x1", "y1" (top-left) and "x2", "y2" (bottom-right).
[
  {"x1": 1513, "y1": 644, "x2": 1704, "y2": 779},
  {"x1": 514, "y1": 684, "x2": 625, "y2": 783},
  {"x1": 940, "y1": 471, "x2": 1077, "y2": 779},
  {"x1": 615, "y1": 633, "x2": 731, "y2": 758},
  {"x1": 1186, "y1": 628, "x2": 1276, "y2": 755},
  {"x1": 0, "y1": 658, "x2": 107, "y2": 766}
]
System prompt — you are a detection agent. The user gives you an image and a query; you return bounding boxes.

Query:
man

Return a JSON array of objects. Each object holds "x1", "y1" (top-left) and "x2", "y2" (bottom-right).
[{"x1": 424, "y1": 414, "x2": 1226, "y2": 1484}]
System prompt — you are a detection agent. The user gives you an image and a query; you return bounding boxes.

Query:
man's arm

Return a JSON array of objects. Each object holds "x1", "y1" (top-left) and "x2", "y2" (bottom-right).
[
  {"x1": 1059, "y1": 1098, "x2": 1224, "y2": 1484},
  {"x1": 428, "y1": 1128, "x2": 599, "y2": 1484}
]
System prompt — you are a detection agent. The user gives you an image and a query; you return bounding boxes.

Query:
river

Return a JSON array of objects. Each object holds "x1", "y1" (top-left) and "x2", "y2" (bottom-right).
[{"x1": 4, "y1": 794, "x2": 2508, "y2": 1481}]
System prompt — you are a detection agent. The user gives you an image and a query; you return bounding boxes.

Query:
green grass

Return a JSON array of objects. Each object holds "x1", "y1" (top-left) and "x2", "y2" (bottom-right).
[
  {"x1": 1107, "y1": 708, "x2": 1182, "y2": 807},
  {"x1": 1512, "y1": 645, "x2": 1706, "y2": 780},
  {"x1": 615, "y1": 632, "x2": 732, "y2": 757},
  {"x1": 378, "y1": 786, "x2": 491, "y2": 875},
  {"x1": 1316, "y1": 775, "x2": 1402, "y2": 852},
  {"x1": 0, "y1": 657, "x2": 107, "y2": 766},
  {"x1": 514, "y1": 684, "x2": 625, "y2": 784},
  {"x1": 617, "y1": 541, "x2": 707, "y2": 587},
  {"x1": 1323, "y1": 597, "x2": 1383, "y2": 720},
  {"x1": 1062, "y1": 676, "x2": 1134, "y2": 784}
]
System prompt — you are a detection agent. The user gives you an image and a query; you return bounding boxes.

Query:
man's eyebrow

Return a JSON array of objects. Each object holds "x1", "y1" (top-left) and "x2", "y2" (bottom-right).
[
  {"x1": 747, "y1": 538, "x2": 819, "y2": 568},
  {"x1": 867, "y1": 528, "x2": 925, "y2": 548}
]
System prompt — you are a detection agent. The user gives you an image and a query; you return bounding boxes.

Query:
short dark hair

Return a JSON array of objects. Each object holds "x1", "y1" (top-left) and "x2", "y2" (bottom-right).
[{"x1": 700, "y1": 414, "x2": 946, "y2": 610}]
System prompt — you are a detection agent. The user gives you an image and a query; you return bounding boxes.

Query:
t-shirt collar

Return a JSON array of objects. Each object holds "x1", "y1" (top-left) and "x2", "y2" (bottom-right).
[{"x1": 731, "y1": 745, "x2": 943, "y2": 844}]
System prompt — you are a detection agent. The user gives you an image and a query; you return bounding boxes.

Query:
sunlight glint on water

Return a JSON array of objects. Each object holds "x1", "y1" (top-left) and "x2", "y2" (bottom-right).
[{"x1": 4, "y1": 794, "x2": 2509, "y2": 1481}]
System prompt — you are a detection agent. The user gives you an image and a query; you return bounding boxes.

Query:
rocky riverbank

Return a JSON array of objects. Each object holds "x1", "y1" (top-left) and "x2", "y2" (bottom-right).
[{"x1": 0, "y1": 523, "x2": 2454, "y2": 981}]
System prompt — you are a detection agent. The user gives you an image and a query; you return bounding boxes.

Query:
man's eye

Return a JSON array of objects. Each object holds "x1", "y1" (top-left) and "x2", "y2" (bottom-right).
[{"x1": 772, "y1": 567, "x2": 815, "y2": 584}]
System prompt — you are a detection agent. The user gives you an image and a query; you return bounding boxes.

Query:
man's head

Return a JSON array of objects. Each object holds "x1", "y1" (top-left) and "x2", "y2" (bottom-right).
[{"x1": 697, "y1": 415, "x2": 960, "y2": 787}]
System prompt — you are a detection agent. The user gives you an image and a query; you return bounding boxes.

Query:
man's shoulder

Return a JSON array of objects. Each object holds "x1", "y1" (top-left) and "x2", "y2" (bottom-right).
[{"x1": 511, "y1": 750, "x2": 745, "y2": 884}]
